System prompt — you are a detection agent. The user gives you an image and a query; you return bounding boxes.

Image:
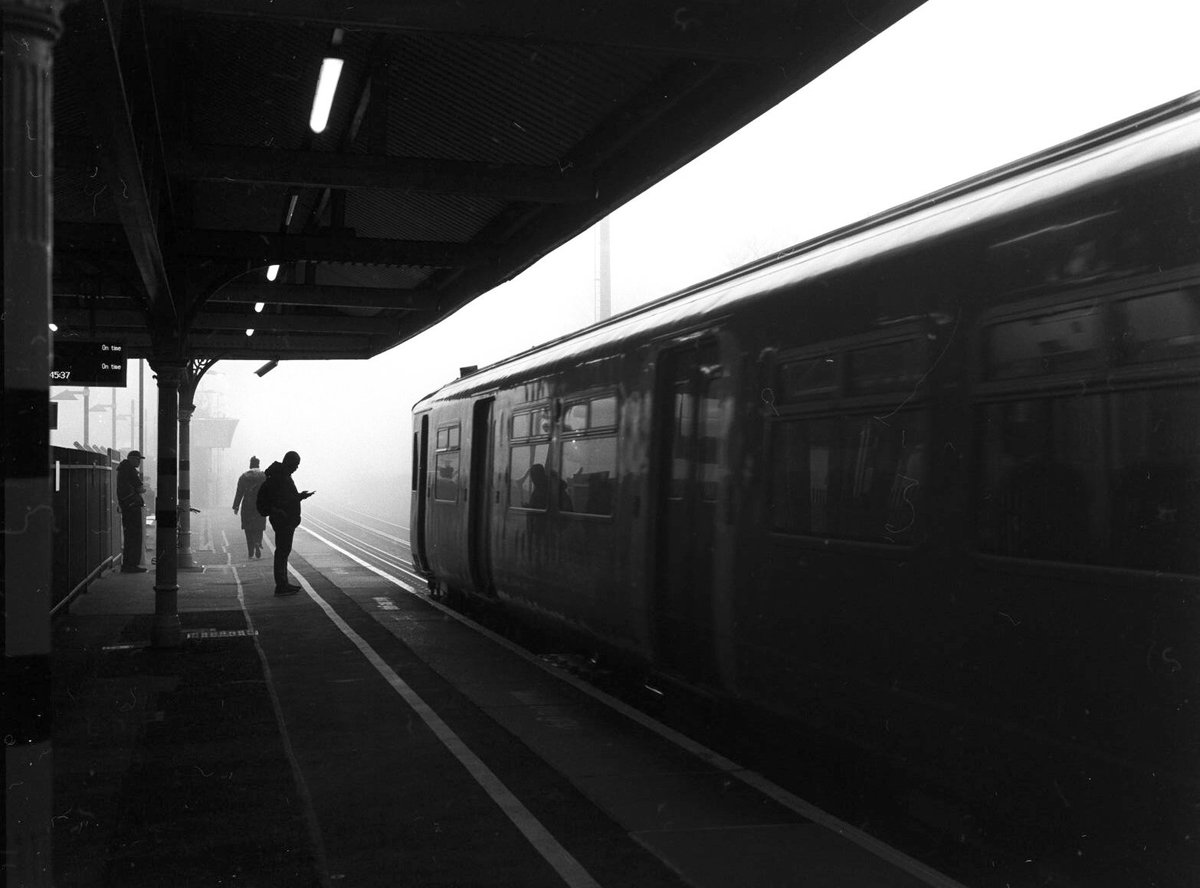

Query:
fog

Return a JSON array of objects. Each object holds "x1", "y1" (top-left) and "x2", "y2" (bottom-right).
[{"x1": 51, "y1": 0, "x2": 1200, "y2": 525}]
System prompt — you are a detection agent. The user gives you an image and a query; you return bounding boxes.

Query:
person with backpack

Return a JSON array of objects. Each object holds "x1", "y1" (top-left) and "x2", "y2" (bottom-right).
[
  {"x1": 257, "y1": 450, "x2": 314, "y2": 595},
  {"x1": 231, "y1": 456, "x2": 267, "y2": 559}
]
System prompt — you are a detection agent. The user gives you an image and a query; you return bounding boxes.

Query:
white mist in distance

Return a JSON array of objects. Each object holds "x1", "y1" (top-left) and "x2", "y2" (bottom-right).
[{"x1": 205, "y1": 0, "x2": 1200, "y2": 525}]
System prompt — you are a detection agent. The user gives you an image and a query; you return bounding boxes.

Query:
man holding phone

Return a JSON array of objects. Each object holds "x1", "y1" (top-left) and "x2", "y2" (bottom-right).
[{"x1": 258, "y1": 450, "x2": 315, "y2": 595}]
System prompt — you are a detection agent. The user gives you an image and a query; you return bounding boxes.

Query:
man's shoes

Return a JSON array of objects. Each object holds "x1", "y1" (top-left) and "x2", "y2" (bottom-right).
[
  {"x1": 120, "y1": 565, "x2": 148, "y2": 573},
  {"x1": 274, "y1": 584, "x2": 301, "y2": 596},
  {"x1": 255, "y1": 547, "x2": 262, "y2": 559}
]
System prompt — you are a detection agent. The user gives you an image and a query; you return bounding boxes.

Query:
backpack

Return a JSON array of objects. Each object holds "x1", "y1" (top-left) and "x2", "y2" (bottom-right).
[{"x1": 256, "y1": 476, "x2": 275, "y2": 517}]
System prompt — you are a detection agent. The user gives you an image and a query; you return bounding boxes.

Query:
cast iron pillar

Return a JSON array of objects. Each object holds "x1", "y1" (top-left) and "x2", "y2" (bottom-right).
[
  {"x1": 3, "y1": 2, "x2": 63, "y2": 884},
  {"x1": 150, "y1": 360, "x2": 183, "y2": 647}
]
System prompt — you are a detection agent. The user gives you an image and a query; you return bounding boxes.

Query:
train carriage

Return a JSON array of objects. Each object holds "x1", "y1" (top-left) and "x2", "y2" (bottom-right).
[{"x1": 412, "y1": 93, "x2": 1200, "y2": 857}]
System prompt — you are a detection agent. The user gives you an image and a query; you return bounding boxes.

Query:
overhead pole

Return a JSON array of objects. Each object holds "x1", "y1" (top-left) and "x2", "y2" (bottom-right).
[{"x1": 3, "y1": 2, "x2": 64, "y2": 885}]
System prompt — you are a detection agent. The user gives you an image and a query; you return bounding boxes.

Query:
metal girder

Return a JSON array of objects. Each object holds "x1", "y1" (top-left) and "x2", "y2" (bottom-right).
[
  {"x1": 93, "y1": 329, "x2": 376, "y2": 353},
  {"x1": 169, "y1": 229, "x2": 486, "y2": 267},
  {"x1": 145, "y1": 0, "x2": 814, "y2": 61},
  {"x1": 54, "y1": 307, "x2": 388, "y2": 335},
  {"x1": 211, "y1": 283, "x2": 437, "y2": 311},
  {"x1": 169, "y1": 144, "x2": 596, "y2": 203}
]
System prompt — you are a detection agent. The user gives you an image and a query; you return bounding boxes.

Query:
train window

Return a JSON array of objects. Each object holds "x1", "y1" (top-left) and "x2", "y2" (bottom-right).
[
  {"x1": 562, "y1": 395, "x2": 618, "y2": 433},
  {"x1": 560, "y1": 436, "x2": 616, "y2": 515},
  {"x1": 512, "y1": 407, "x2": 551, "y2": 440},
  {"x1": 434, "y1": 423, "x2": 461, "y2": 503},
  {"x1": 1115, "y1": 289, "x2": 1200, "y2": 364},
  {"x1": 985, "y1": 303, "x2": 1104, "y2": 380},
  {"x1": 434, "y1": 453, "x2": 459, "y2": 502},
  {"x1": 778, "y1": 356, "x2": 837, "y2": 402},
  {"x1": 563, "y1": 403, "x2": 589, "y2": 433},
  {"x1": 512, "y1": 412, "x2": 530, "y2": 439},
  {"x1": 769, "y1": 412, "x2": 924, "y2": 544},
  {"x1": 591, "y1": 396, "x2": 617, "y2": 429},
  {"x1": 977, "y1": 396, "x2": 1108, "y2": 563},
  {"x1": 1110, "y1": 386, "x2": 1200, "y2": 573},
  {"x1": 847, "y1": 340, "x2": 924, "y2": 395},
  {"x1": 509, "y1": 444, "x2": 550, "y2": 510}
]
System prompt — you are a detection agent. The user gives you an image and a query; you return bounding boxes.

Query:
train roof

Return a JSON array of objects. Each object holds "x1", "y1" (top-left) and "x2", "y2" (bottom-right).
[{"x1": 415, "y1": 91, "x2": 1200, "y2": 411}]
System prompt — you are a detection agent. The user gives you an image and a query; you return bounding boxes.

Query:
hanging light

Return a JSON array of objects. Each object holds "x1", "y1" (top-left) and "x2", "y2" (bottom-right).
[
  {"x1": 309, "y1": 56, "x2": 344, "y2": 134},
  {"x1": 246, "y1": 328, "x2": 255, "y2": 337},
  {"x1": 254, "y1": 302, "x2": 265, "y2": 313},
  {"x1": 266, "y1": 264, "x2": 280, "y2": 281}
]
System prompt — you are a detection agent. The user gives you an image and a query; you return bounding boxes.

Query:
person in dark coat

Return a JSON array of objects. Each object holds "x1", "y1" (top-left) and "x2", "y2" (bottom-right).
[
  {"x1": 116, "y1": 450, "x2": 147, "y2": 572},
  {"x1": 231, "y1": 456, "x2": 267, "y2": 559},
  {"x1": 260, "y1": 451, "x2": 313, "y2": 595}
]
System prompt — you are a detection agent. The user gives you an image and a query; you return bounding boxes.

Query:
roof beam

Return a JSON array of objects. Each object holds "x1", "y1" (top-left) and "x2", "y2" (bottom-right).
[
  {"x1": 169, "y1": 144, "x2": 595, "y2": 204},
  {"x1": 69, "y1": 0, "x2": 177, "y2": 321},
  {"x1": 145, "y1": 0, "x2": 812, "y2": 61},
  {"x1": 55, "y1": 308, "x2": 387, "y2": 335},
  {"x1": 212, "y1": 283, "x2": 437, "y2": 311},
  {"x1": 169, "y1": 230, "x2": 485, "y2": 267}
]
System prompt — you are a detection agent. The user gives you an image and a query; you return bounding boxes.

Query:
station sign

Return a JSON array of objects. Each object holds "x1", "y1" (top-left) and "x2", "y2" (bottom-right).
[{"x1": 51, "y1": 342, "x2": 127, "y2": 387}]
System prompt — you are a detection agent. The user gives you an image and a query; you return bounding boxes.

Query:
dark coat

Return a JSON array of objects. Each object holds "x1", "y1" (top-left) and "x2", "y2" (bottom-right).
[
  {"x1": 232, "y1": 468, "x2": 267, "y2": 531},
  {"x1": 116, "y1": 459, "x2": 145, "y2": 513},
  {"x1": 261, "y1": 461, "x2": 303, "y2": 528}
]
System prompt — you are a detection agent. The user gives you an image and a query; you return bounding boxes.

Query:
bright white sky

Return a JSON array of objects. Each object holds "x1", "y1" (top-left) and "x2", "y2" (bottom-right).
[{"x1": 53, "y1": 0, "x2": 1200, "y2": 516}]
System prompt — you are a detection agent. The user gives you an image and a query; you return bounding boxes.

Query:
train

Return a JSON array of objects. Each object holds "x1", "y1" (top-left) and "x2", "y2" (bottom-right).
[{"x1": 411, "y1": 93, "x2": 1200, "y2": 869}]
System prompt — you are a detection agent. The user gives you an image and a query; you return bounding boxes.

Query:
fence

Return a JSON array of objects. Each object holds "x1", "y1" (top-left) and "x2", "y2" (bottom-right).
[{"x1": 50, "y1": 446, "x2": 123, "y2": 616}]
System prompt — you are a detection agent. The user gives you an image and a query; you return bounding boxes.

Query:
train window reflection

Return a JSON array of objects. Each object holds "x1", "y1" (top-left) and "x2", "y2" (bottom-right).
[
  {"x1": 978, "y1": 386, "x2": 1200, "y2": 574},
  {"x1": 1117, "y1": 289, "x2": 1200, "y2": 364},
  {"x1": 510, "y1": 444, "x2": 550, "y2": 510},
  {"x1": 434, "y1": 453, "x2": 459, "y2": 502},
  {"x1": 563, "y1": 403, "x2": 588, "y2": 432},
  {"x1": 561, "y1": 437, "x2": 616, "y2": 515},
  {"x1": 770, "y1": 412, "x2": 924, "y2": 544},
  {"x1": 512, "y1": 412, "x2": 530, "y2": 439},
  {"x1": 986, "y1": 304, "x2": 1103, "y2": 379},
  {"x1": 778, "y1": 356, "x2": 836, "y2": 402},
  {"x1": 848, "y1": 340, "x2": 923, "y2": 395}
]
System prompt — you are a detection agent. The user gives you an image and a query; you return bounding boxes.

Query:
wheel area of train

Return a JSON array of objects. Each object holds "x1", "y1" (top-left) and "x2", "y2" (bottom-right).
[{"x1": 50, "y1": 508, "x2": 959, "y2": 888}]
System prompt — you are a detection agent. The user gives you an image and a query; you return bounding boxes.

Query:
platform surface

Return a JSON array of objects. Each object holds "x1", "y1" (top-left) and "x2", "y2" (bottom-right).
[{"x1": 51, "y1": 512, "x2": 961, "y2": 887}]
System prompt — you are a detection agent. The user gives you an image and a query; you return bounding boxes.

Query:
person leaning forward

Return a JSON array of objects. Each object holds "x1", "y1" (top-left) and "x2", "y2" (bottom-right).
[
  {"x1": 260, "y1": 451, "x2": 314, "y2": 595},
  {"x1": 116, "y1": 450, "x2": 148, "y2": 572}
]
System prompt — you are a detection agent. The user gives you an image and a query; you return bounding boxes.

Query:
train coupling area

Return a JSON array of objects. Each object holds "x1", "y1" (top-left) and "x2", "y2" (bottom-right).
[{"x1": 50, "y1": 510, "x2": 965, "y2": 887}]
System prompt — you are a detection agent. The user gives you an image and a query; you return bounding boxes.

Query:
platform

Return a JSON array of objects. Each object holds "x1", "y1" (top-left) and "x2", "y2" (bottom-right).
[{"x1": 51, "y1": 511, "x2": 963, "y2": 887}]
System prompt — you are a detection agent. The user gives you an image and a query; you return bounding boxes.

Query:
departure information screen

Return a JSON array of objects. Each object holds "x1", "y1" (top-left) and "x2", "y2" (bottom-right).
[{"x1": 51, "y1": 342, "x2": 127, "y2": 387}]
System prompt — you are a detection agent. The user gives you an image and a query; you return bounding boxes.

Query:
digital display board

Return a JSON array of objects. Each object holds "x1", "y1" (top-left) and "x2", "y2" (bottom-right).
[{"x1": 51, "y1": 342, "x2": 127, "y2": 387}]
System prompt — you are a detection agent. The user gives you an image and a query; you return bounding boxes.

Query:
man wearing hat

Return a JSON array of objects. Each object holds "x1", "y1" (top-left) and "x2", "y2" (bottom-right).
[{"x1": 116, "y1": 450, "x2": 147, "y2": 573}]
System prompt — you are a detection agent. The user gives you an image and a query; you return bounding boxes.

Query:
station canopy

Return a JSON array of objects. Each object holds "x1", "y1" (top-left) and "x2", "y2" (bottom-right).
[{"x1": 51, "y1": 0, "x2": 923, "y2": 361}]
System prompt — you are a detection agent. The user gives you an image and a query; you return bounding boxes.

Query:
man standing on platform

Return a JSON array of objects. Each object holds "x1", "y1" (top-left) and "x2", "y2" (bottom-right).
[
  {"x1": 258, "y1": 450, "x2": 314, "y2": 595},
  {"x1": 116, "y1": 450, "x2": 148, "y2": 573}
]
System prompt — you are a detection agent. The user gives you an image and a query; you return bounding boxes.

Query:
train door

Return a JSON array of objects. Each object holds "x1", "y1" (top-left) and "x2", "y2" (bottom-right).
[
  {"x1": 467, "y1": 398, "x2": 495, "y2": 595},
  {"x1": 653, "y1": 339, "x2": 721, "y2": 682},
  {"x1": 413, "y1": 415, "x2": 430, "y2": 571}
]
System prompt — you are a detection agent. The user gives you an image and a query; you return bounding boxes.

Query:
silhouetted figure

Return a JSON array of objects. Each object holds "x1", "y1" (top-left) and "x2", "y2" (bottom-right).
[
  {"x1": 116, "y1": 450, "x2": 147, "y2": 572},
  {"x1": 258, "y1": 451, "x2": 314, "y2": 595},
  {"x1": 526, "y1": 463, "x2": 549, "y2": 509},
  {"x1": 232, "y1": 456, "x2": 267, "y2": 559}
]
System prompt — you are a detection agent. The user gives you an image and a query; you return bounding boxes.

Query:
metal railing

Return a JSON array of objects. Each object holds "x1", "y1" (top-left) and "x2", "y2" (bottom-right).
[{"x1": 50, "y1": 446, "x2": 122, "y2": 616}]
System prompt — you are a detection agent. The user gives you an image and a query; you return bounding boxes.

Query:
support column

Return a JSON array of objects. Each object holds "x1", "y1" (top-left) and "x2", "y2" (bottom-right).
[
  {"x1": 3, "y1": 2, "x2": 63, "y2": 885},
  {"x1": 150, "y1": 360, "x2": 183, "y2": 648},
  {"x1": 176, "y1": 398, "x2": 203, "y2": 571}
]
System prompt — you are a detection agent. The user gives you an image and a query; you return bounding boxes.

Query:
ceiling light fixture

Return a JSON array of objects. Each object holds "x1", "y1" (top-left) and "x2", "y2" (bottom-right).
[
  {"x1": 245, "y1": 328, "x2": 255, "y2": 337},
  {"x1": 266, "y1": 264, "x2": 280, "y2": 281},
  {"x1": 49, "y1": 322, "x2": 58, "y2": 332},
  {"x1": 309, "y1": 56, "x2": 344, "y2": 134},
  {"x1": 255, "y1": 360, "x2": 279, "y2": 378},
  {"x1": 254, "y1": 302, "x2": 265, "y2": 313},
  {"x1": 285, "y1": 193, "x2": 299, "y2": 226}
]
